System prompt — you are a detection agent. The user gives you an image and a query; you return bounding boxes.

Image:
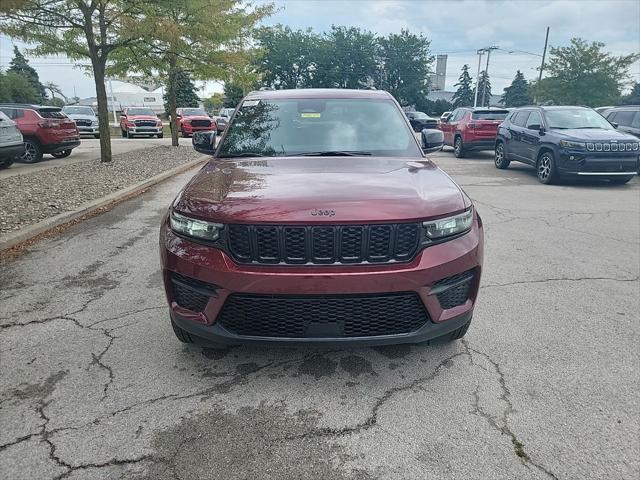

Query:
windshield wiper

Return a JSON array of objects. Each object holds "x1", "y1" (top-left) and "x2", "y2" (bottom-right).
[
  {"x1": 292, "y1": 150, "x2": 372, "y2": 157},
  {"x1": 218, "y1": 152, "x2": 267, "y2": 158}
]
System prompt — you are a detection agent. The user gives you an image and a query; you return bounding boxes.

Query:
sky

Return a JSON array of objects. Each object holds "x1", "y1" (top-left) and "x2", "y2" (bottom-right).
[{"x1": 0, "y1": 0, "x2": 638, "y2": 99}]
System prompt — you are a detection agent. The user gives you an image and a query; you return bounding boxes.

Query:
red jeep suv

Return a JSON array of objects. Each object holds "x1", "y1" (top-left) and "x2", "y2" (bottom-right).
[
  {"x1": 175, "y1": 108, "x2": 216, "y2": 137},
  {"x1": 160, "y1": 89, "x2": 484, "y2": 347},
  {"x1": 120, "y1": 107, "x2": 163, "y2": 138},
  {"x1": 440, "y1": 107, "x2": 509, "y2": 158},
  {"x1": 0, "y1": 104, "x2": 80, "y2": 163}
]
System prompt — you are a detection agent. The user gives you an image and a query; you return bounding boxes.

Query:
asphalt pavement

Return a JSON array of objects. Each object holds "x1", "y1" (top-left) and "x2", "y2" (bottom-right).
[{"x1": 0, "y1": 148, "x2": 638, "y2": 479}]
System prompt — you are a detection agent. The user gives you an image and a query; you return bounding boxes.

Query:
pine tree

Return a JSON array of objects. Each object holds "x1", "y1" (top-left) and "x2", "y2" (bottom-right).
[
  {"x1": 163, "y1": 69, "x2": 201, "y2": 115},
  {"x1": 451, "y1": 64, "x2": 474, "y2": 108},
  {"x1": 476, "y1": 71, "x2": 492, "y2": 107},
  {"x1": 7, "y1": 46, "x2": 46, "y2": 102},
  {"x1": 501, "y1": 70, "x2": 532, "y2": 107}
]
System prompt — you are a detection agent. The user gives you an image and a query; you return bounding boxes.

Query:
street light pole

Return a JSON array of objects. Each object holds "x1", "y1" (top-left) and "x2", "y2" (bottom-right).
[{"x1": 480, "y1": 45, "x2": 498, "y2": 107}]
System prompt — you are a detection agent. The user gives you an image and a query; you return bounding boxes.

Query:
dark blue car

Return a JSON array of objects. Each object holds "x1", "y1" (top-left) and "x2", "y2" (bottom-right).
[{"x1": 494, "y1": 106, "x2": 639, "y2": 184}]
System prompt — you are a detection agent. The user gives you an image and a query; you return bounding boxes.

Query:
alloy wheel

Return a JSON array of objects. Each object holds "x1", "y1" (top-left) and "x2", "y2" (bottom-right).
[
  {"x1": 21, "y1": 142, "x2": 37, "y2": 163},
  {"x1": 538, "y1": 154, "x2": 551, "y2": 181},
  {"x1": 454, "y1": 138, "x2": 462, "y2": 156},
  {"x1": 495, "y1": 145, "x2": 504, "y2": 166}
]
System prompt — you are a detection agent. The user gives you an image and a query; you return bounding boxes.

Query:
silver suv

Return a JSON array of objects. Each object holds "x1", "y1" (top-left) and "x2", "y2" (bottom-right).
[
  {"x1": 0, "y1": 111, "x2": 24, "y2": 169},
  {"x1": 62, "y1": 105, "x2": 100, "y2": 138}
]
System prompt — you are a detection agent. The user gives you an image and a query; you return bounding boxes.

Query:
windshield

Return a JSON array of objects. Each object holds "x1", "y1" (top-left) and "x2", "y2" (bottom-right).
[
  {"x1": 545, "y1": 108, "x2": 614, "y2": 130},
  {"x1": 471, "y1": 110, "x2": 509, "y2": 120},
  {"x1": 63, "y1": 106, "x2": 95, "y2": 116},
  {"x1": 39, "y1": 109, "x2": 66, "y2": 119},
  {"x1": 181, "y1": 108, "x2": 207, "y2": 116},
  {"x1": 217, "y1": 98, "x2": 421, "y2": 158},
  {"x1": 126, "y1": 108, "x2": 156, "y2": 116}
]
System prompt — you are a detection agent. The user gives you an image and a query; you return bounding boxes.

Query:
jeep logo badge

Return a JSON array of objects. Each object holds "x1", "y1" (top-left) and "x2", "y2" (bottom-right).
[{"x1": 311, "y1": 209, "x2": 335, "y2": 217}]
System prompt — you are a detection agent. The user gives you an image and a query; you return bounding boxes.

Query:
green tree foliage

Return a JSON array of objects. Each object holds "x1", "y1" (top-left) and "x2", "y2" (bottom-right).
[
  {"x1": 534, "y1": 38, "x2": 640, "y2": 107},
  {"x1": 0, "y1": 0, "x2": 144, "y2": 162},
  {"x1": 451, "y1": 64, "x2": 474, "y2": 108},
  {"x1": 416, "y1": 98, "x2": 453, "y2": 116},
  {"x1": 476, "y1": 71, "x2": 492, "y2": 107},
  {"x1": 621, "y1": 82, "x2": 640, "y2": 105},
  {"x1": 223, "y1": 82, "x2": 245, "y2": 107},
  {"x1": 163, "y1": 69, "x2": 200, "y2": 115},
  {"x1": 500, "y1": 70, "x2": 533, "y2": 107},
  {"x1": 255, "y1": 25, "x2": 318, "y2": 89},
  {"x1": 204, "y1": 92, "x2": 225, "y2": 113},
  {"x1": 7, "y1": 46, "x2": 46, "y2": 102},
  {"x1": 378, "y1": 29, "x2": 433, "y2": 106},
  {"x1": 110, "y1": 0, "x2": 273, "y2": 146},
  {"x1": 314, "y1": 26, "x2": 378, "y2": 89},
  {"x1": 0, "y1": 70, "x2": 40, "y2": 103}
]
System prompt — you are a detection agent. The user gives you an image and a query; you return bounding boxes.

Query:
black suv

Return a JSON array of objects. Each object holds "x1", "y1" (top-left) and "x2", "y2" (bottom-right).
[
  {"x1": 603, "y1": 106, "x2": 640, "y2": 139},
  {"x1": 495, "y1": 106, "x2": 639, "y2": 184},
  {"x1": 405, "y1": 111, "x2": 438, "y2": 132}
]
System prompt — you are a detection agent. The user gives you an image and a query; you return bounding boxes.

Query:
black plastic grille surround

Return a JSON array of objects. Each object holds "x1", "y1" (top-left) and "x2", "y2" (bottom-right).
[
  {"x1": 170, "y1": 273, "x2": 217, "y2": 312},
  {"x1": 217, "y1": 292, "x2": 430, "y2": 338},
  {"x1": 227, "y1": 223, "x2": 420, "y2": 265},
  {"x1": 190, "y1": 119, "x2": 212, "y2": 127},
  {"x1": 433, "y1": 270, "x2": 475, "y2": 309},
  {"x1": 134, "y1": 120, "x2": 157, "y2": 127}
]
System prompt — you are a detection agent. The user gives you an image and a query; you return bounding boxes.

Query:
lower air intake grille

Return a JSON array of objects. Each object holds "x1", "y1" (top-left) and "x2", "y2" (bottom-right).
[
  {"x1": 433, "y1": 270, "x2": 474, "y2": 309},
  {"x1": 217, "y1": 292, "x2": 430, "y2": 338},
  {"x1": 170, "y1": 273, "x2": 217, "y2": 312}
]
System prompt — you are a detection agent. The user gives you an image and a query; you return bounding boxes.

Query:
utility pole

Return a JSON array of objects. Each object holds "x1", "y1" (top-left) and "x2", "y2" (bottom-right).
[
  {"x1": 107, "y1": 77, "x2": 117, "y2": 125},
  {"x1": 533, "y1": 27, "x2": 550, "y2": 105},
  {"x1": 473, "y1": 49, "x2": 484, "y2": 107},
  {"x1": 480, "y1": 45, "x2": 498, "y2": 107}
]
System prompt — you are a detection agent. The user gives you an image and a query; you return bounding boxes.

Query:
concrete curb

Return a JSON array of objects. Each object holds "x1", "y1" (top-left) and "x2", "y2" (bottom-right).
[{"x1": 0, "y1": 156, "x2": 207, "y2": 253}]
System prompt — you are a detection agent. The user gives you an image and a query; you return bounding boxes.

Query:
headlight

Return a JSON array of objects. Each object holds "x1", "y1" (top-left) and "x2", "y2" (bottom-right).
[
  {"x1": 559, "y1": 140, "x2": 586, "y2": 149},
  {"x1": 170, "y1": 210, "x2": 223, "y2": 241},
  {"x1": 92, "y1": 120, "x2": 99, "y2": 126},
  {"x1": 423, "y1": 207, "x2": 473, "y2": 240}
]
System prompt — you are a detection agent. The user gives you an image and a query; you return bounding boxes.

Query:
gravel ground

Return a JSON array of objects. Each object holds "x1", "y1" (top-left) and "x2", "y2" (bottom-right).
[{"x1": 0, "y1": 146, "x2": 202, "y2": 235}]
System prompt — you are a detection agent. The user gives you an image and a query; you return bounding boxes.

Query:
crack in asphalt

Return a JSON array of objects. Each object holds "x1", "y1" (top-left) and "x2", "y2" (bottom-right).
[
  {"x1": 464, "y1": 341, "x2": 559, "y2": 480},
  {"x1": 481, "y1": 275, "x2": 639, "y2": 289}
]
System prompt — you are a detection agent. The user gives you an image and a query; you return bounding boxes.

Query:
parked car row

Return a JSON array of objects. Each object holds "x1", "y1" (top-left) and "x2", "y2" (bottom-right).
[{"x1": 437, "y1": 105, "x2": 639, "y2": 185}]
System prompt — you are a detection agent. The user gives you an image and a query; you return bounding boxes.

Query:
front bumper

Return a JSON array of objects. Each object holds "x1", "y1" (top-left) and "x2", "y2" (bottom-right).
[
  {"x1": 557, "y1": 151, "x2": 639, "y2": 176},
  {"x1": 77, "y1": 126, "x2": 99, "y2": 135},
  {"x1": 160, "y1": 213, "x2": 484, "y2": 345},
  {"x1": 181, "y1": 124, "x2": 215, "y2": 135},
  {"x1": 128, "y1": 127, "x2": 163, "y2": 135},
  {"x1": 0, "y1": 143, "x2": 25, "y2": 159}
]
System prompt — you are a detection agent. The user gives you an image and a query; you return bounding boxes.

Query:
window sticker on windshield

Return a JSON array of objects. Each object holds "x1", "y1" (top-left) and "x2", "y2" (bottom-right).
[
  {"x1": 301, "y1": 112, "x2": 321, "y2": 118},
  {"x1": 242, "y1": 100, "x2": 260, "y2": 107}
]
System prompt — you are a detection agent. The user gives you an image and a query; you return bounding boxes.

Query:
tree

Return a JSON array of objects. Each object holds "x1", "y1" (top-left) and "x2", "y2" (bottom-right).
[
  {"x1": 534, "y1": 38, "x2": 640, "y2": 107},
  {"x1": 476, "y1": 71, "x2": 492, "y2": 107},
  {"x1": 111, "y1": 0, "x2": 273, "y2": 146},
  {"x1": 7, "y1": 46, "x2": 46, "y2": 102},
  {"x1": 500, "y1": 70, "x2": 532, "y2": 107},
  {"x1": 223, "y1": 82, "x2": 245, "y2": 107},
  {"x1": 163, "y1": 69, "x2": 200, "y2": 115},
  {"x1": 0, "y1": 70, "x2": 40, "y2": 103},
  {"x1": 313, "y1": 26, "x2": 378, "y2": 89},
  {"x1": 451, "y1": 64, "x2": 474, "y2": 108},
  {"x1": 204, "y1": 92, "x2": 225, "y2": 113},
  {"x1": 1, "y1": 1, "x2": 143, "y2": 162},
  {"x1": 378, "y1": 29, "x2": 433, "y2": 107},
  {"x1": 255, "y1": 25, "x2": 319, "y2": 89},
  {"x1": 621, "y1": 82, "x2": 640, "y2": 105},
  {"x1": 44, "y1": 81, "x2": 67, "y2": 103}
]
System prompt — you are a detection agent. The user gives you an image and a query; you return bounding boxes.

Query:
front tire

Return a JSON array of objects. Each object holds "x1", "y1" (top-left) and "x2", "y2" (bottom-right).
[
  {"x1": 0, "y1": 157, "x2": 14, "y2": 169},
  {"x1": 94, "y1": 134, "x2": 100, "y2": 139},
  {"x1": 536, "y1": 151, "x2": 558, "y2": 184},
  {"x1": 494, "y1": 142, "x2": 510, "y2": 169},
  {"x1": 121, "y1": 128, "x2": 127, "y2": 138},
  {"x1": 157, "y1": 133, "x2": 164, "y2": 139},
  {"x1": 171, "y1": 319, "x2": 195, "y2": 343},
  {"x1": 20, "y1": 139, "x2": 43, "y2": 163},
  {"x1": 454, "y1": 136, "x2": 466, "y2": 158},
  {"x1": 51, "y1": 150, "x2": 72, "y2": 159},
  {"x1": 127, "y1": 130, "x2": 134, "y2": 139}
]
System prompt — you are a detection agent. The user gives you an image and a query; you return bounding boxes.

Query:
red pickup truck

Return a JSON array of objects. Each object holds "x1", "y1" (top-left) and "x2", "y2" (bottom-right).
[
  {"x1": 175, "y1": 108, "x2": 216, "y2": 137},
  {"x1": 120, "y1": 107, "x2": 163, "y2": 138},
  {"x1": 0, "y1": 104, "x2": 80, "y2": 163}
]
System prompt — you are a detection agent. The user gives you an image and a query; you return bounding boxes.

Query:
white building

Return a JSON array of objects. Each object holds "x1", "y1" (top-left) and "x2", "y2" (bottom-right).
[{"x1": 78, "y1": 81, "x2": 165, "y2": 114}]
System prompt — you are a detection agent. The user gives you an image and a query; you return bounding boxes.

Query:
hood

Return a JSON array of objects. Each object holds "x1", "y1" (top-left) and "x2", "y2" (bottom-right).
[
  {"x1": 552, "y1": 128, "x2": 638, "y2": 142},
  {"x1": 128, "y1": 115, "x2": 159, "y2": 120},
  {"x1": 183, "y1": 115, "x2": 211, "y2": 120},
  {"x1": 67, "y1": 113, "x2": 97, "y2": 121},
  {"x1": 174, "y1": 157, "x2": 466, "y2": 224}
]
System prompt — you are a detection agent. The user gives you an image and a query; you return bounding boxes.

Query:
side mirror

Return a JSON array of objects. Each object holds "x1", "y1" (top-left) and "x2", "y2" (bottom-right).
[
  {"x1": 527, "y1": 124, "x2": 541, "y2": 131},
  {"x1": 421, "y1": 128, "x2": 444, "y2": 154},
  {"x1": 120, "y1": 114, "x2": 126, "y2": 118},
  {"x1": 611, "y1": 122, "x2": 618, "y2": 129},
  {"x1": 192, "y1": 130, "x2": 217, "y2": 154}
]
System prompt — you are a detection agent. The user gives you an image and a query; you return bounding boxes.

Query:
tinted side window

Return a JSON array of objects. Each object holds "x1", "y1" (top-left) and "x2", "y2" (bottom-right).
[
  {"x1": 452, "y1": 110, "x2": 466, "y2": 121},
  {"x1": 512, "y1": 111, "x2": 530, "y2": 127},
  {"x1": 526, "y1": 111, "x2": 542, "y2": 128},
  {"x1": 631, "y1": 112, "x2": 640, "y2": 129},
  {"x1": 612, "y1": 110, "x2": 635, "y2": 127},
  {"x1": 0, "y1": 108, "x2": 14, "y2": 119}
]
